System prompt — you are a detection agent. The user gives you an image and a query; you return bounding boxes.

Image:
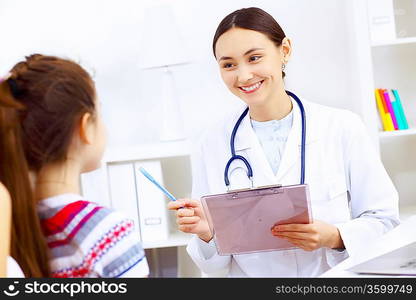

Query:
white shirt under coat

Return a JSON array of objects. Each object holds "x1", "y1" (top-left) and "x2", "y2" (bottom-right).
[{"x1": 186, "y1": 97, "x2": 400, "y2": 277}]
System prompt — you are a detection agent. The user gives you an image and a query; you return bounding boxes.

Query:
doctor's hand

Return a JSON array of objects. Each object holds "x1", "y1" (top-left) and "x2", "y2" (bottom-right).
[
  {"x1": 167, "y1": 198, "x2": 213, "y2": 243},
  {"x1": 271, "y1": 220, "x2": 345, "y2": 251}
]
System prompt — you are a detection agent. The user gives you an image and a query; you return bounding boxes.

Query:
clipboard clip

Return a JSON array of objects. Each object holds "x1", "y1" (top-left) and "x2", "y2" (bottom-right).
[{"x1": 227, "y1": 180, "x2": 283, "y2": 193}]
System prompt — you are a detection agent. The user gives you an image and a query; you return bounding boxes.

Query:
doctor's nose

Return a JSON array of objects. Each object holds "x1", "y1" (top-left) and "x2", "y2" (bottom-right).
[{"x1": 236, "y1": 66, "x2": 254, "y2": 84}]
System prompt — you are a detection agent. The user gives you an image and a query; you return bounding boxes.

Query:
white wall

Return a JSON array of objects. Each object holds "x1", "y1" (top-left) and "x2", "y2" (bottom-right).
[{"x1": 0, "y1": 0, "x2": 370, "y2": 149}]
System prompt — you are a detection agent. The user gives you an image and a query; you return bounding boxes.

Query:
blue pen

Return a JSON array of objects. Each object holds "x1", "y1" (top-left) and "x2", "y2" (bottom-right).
[{"x1": 138, "y1": 167, "x2": 177, "y2": 201}]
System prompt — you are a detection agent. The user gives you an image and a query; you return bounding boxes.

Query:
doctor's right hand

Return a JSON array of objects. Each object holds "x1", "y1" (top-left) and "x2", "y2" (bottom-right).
[{"x1": 167, "y1": 198, "x2": 213, "y2": 243}]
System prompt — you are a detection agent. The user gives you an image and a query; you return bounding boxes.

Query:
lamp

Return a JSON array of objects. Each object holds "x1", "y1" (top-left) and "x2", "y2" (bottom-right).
[{"x1": 139, "y1": 3, "x2": 190, "y2": 141}]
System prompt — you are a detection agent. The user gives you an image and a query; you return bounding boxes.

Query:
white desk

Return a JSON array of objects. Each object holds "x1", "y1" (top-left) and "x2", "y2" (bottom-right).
[{"x1": 321, "y1": 215, "x2": 416, "y2": 277}]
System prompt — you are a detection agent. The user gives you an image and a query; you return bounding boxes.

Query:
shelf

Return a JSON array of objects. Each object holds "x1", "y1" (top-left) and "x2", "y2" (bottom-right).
[
  {"x1": 372, "y1": 36, "x2": 416, "y2": 47},
  {"x1": 103, "y1": 140, "x2": 191, "y2": 163},
  {"x1": 378, "y1": 128, "x2": 416, "y2": 139},
  {"x1": 400, "y1": 205, "x2": 416, "y2": 222},
  {"x1": 142, "y1": 231, "x2": 192, "y2": 249}
]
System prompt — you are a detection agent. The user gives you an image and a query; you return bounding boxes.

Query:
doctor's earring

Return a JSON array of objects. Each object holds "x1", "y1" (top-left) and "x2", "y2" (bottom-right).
[{"x1": 281, "y1": 63, "x2": 286, "y2": 71}]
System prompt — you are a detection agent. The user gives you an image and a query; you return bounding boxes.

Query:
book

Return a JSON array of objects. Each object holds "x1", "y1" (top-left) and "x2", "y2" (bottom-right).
[
  {"x1": 375, "y1": 89, "x2": 394, "y2": 131},
  {"x1": 392, "y1": 89, "x2": 409, "y2": 129},
  {"x1": 382, "y1": 89, "x2": 399, "y2": 130},
  {"x1": 375, "y1": 89, "x2": 390, "y2": 131},
  {"x1": 389, "y1": 89, "x2": 405, "y2": 129},
  {"x1": 384, "y1": 112, "x2": 395, "y2": 131}
]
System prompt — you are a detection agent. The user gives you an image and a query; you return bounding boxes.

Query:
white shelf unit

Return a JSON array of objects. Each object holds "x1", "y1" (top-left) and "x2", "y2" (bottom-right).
[
  {"x1": 141, "y1": 231, "x2": 191, "y2": 249},
  {"x1": 80, "y1": 140, "x2": 201, "y2": 277},
  {"x1": 103, "y1": 140, "x2": 192, "y2": 163},
  {"x1": 372, "y1": 36, "x2": 416, "y2": 47},
  {"x1": 400, "y1": 204, "x2": 416, "y2": 221},
  {"x1": 379, "y1": 128, "x2": 416, "y2": 138},
  {"x1": 365, "y1": 0, "x2": 416, "y2": 220}
]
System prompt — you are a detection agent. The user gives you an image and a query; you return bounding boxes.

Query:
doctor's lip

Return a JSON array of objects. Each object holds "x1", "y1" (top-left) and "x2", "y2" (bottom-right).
[{"x1": 238, "y1": 80, "x2": 264, "y2": 94}]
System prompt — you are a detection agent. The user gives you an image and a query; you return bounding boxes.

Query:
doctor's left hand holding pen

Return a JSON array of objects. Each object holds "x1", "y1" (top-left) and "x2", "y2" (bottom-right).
[{"x1": 139, "y1": 167, "x2": 213, "y2": 242}]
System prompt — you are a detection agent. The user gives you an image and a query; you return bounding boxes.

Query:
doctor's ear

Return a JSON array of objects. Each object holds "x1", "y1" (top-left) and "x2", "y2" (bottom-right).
[{"x1": 280, "y1": 37, "x2": 292, "y2": 63}]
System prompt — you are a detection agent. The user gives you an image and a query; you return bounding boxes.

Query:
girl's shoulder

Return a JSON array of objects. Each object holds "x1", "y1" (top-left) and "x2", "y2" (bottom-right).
[{"x1": 39, "y1": 194, "x2": 146, "y2": 278}]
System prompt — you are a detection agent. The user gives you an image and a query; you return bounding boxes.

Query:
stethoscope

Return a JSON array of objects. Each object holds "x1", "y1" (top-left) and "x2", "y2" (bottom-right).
[{"x1": 224, "y1": 90, "x2": 306, "y2": 189}]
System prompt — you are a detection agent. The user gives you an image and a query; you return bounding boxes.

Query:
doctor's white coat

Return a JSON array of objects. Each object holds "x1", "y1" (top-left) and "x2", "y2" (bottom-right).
[{"x1": 186, "y1": 98, "x2": 400, "y2": 277}]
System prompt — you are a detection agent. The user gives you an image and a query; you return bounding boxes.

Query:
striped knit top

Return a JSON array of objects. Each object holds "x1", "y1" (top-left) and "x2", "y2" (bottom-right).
[{"x1": 37, "y1": 193, "x2": 149, "y2": 278}]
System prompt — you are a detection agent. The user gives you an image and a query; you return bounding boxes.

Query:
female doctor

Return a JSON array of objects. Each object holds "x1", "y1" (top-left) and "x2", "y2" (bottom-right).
[{"x1": 168, "y1": 7, "x2": 400, "y2": 277}]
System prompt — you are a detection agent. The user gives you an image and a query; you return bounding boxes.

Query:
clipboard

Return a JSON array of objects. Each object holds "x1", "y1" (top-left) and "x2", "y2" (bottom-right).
[{"x1": 201, "y1": 184, "x2": 313, "y2": 255}]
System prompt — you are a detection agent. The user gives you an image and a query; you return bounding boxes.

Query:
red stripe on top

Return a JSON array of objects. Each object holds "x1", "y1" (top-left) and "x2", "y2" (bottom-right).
[
  {"x1": 47, "y1": 206, "x2": 102, "y2": 249},
  {"x1": 41, "y1": 201, "x2": 90, "y2": 236},
  {"x1": 52, "y1": 221, "x2": 134, "y2": 278}
]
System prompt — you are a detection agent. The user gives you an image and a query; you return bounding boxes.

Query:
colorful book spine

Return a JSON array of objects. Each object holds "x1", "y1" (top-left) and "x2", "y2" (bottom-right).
[
  {"x1": 391, "y1": 89, "x2": 409, "y2": 129},
  {"x1": 375, "y1": 89, "x2": 390, "y2": 131},
  {"x1": 382, "y1": 89, "x2": 398, "y2": 130},
  {"x1": 385, "y1": 113, "x2": 395, "y2": 131},
  {"x1": 389, "y1": 90, "x2": 404, "y2": 129},
  {"x1": 376, "y1": 89, "x2": 394, "y2": 131}
]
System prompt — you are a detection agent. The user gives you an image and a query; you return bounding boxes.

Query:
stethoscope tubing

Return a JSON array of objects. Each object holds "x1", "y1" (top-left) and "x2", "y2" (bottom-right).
[{"x1": 224, "y1": 90, "x2": 306, "y2": 188}]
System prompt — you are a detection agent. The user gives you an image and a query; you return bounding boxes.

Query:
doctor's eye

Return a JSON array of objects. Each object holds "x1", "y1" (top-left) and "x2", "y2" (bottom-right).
[
  {"x1": 222, "y1": 62, "x2": 235, "y2": 69},
  {"x1": 249, "y1": 55, "x2": 262, "y2": 62}
]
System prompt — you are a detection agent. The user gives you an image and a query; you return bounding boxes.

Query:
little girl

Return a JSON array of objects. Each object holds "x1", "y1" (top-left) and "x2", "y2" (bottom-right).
[{"x1": 0, "y1": 54, "x2": 149, "y2": 277}]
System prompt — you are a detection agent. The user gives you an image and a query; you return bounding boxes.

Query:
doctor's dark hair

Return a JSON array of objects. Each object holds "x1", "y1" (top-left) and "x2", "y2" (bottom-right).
[
  {"x1": 0, "y1": 54, "x2": 96, "y2": 277},
  {"x1": 212, "y1": 7, "x2": 287, "y2": 78}
]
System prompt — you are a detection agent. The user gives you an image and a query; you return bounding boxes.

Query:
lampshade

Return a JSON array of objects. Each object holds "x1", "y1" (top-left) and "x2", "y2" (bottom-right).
[
  {"x1": 138, "y1": 4, "x2": 189, "y2": 69},
  {"x1": 159, "y1": 66, "x2": 186, "y2": 141},
  {"x1": 138, "y1": 3, "x2": 189, "y2": 142}
]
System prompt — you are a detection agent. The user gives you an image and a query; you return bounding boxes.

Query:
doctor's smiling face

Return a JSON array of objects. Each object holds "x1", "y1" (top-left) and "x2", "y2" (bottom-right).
[{"x1": 215, "y1": 27, "x2": 291, "y2": 107}]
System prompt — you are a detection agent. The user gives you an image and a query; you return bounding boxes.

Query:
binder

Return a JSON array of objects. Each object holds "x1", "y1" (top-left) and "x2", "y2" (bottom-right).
[
  {"x1": 367, "y1": 0, "x2": 396, "y2": 44},
  {"x1": 134, "y1": 160, "x2": 169, "y2": 242},
  {"x1": 377, "y1": 88, "x2": 395, "y2": 131},
  {"x1": 80, "y1": 165, "x2": 111, "y2": 208},
  {"x1": 201, "y1": 184, "x2": 312, "y2": 255},
  {"x1": 107, "y1": 163, "x2": 141, "y2": 239}
]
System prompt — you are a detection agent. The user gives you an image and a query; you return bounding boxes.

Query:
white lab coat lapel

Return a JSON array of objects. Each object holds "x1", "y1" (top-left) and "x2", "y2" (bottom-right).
[
  {"x1": 231, "y1": 98, "x2": 316, "y2": 189},
  {"x1": 275, "y1": 98, "x2": 302, "y2": 183}
]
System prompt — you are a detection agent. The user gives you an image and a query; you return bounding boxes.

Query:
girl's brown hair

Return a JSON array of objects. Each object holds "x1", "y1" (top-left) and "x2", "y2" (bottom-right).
[
  {"x1": 212, "y1": 7, "x2": 287, "y2": 77},
  {"x1": 0, "y1": 54, "x2": 96, "y2": 277}
]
